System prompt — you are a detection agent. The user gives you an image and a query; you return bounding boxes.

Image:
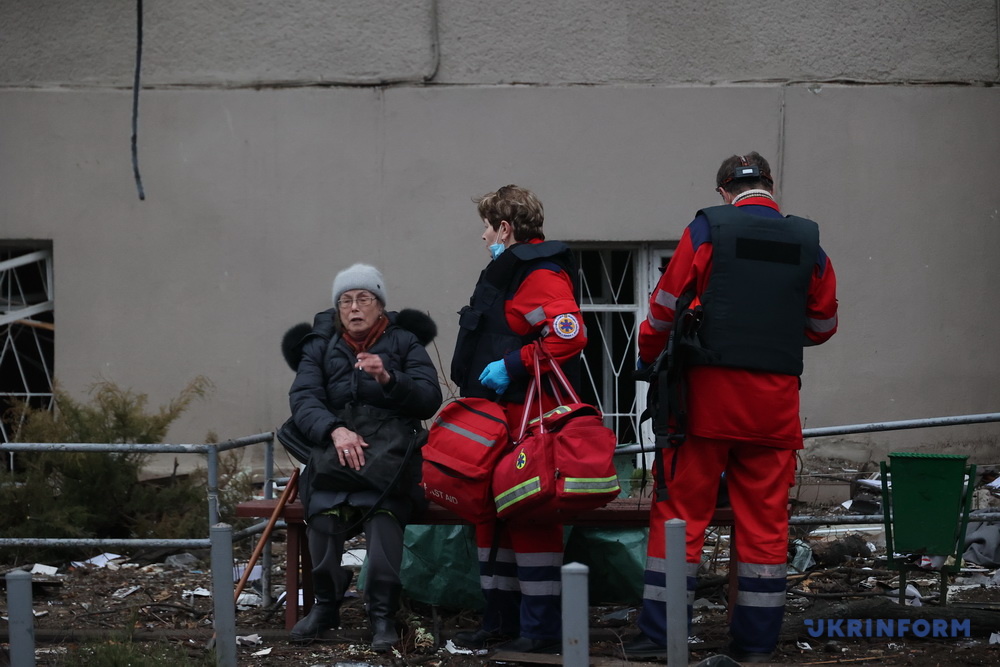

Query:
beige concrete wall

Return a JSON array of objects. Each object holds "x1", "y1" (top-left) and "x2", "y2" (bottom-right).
[
  {"x1": 2, "y1": 1, "x2": 998, "y2": 471},
  {"x1": 2, "y1": 1, "x2": 996, "y2": 86}
]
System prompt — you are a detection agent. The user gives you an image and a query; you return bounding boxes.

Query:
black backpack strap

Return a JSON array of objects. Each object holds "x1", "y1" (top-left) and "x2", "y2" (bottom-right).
[{"x1": 647, "y1": 289, "x2": 700, "y2": 502}]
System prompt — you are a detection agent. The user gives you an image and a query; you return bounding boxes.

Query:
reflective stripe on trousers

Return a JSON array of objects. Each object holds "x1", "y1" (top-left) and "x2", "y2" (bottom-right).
[
  {"x1": 730, "y1": 560, "x2": 786, "y2": 654},
  {"x1": 475, "y1": 520, "x2": 563, "y2": 640},
  {"x1": 477, "y1": 546, "x2": 519, "y2": 592},
  {"x1": 514, "y1": 548, "x2": 562, "y2": 639},
  {"x1": 475, "y1": 543, "x2": 519, "y2": 634},
  {"x1": 637, "y1": 556, "x2": 698, "y2": 643}
]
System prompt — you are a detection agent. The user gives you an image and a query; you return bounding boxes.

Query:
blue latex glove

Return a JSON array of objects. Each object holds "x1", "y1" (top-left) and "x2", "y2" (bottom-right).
[
  {"x1": 478, "y1": 359, "x2": 510, "y2": 395},
  {"x1": 636, "y1": 358, "x2": 651, "y2": 371}
]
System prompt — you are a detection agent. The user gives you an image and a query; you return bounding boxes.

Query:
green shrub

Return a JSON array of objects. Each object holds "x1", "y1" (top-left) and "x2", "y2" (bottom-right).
[{"x1": 0, "y1": 377, "x2": 256, "y2": 563}]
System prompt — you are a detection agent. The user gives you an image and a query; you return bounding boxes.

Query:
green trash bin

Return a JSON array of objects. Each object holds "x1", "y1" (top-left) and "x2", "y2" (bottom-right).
[
  {"x1": 880, "y1": 452, "x2": 977, "y2": 605},
  {"x1": 884, "y1": 452, "x2": 970, "y2": 555}
]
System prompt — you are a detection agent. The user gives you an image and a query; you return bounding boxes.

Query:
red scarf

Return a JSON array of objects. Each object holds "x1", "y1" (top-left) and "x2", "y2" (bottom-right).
[{"x1": 343, "y1": 316, "x2": 388, "y2": 354}]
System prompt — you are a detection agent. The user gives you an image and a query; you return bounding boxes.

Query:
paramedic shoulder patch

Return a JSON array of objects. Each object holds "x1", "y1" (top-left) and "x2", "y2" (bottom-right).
[{"x1": 553, "y1": 313, "x2": 580, "y2": 339}]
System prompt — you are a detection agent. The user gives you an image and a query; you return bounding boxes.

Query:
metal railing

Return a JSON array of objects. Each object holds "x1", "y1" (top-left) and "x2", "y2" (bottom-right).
[
  {"x1": 1, "y1": 432, "x2": 278, "y2": 667},
  {"x1": 0, "y1": 431, "x2": 277, "y2": 546},
  {"x1": 0, "y1": 432, "x2": 280, "y2": 604},
  {"x1": 614, "y1": 411, "x2": 1000, "y2": 456},
  {"x1": 614, "y1": 411, "x2": 1000, "y2": 526},
  {"x1": 3, "y1": 412, "x2": 999, "y2": 666}
]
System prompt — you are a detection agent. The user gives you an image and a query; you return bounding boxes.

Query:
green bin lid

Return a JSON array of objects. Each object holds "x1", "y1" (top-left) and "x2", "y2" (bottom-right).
[{"x1": 888, "y1": 452, "x2": 968, "y2": 461}]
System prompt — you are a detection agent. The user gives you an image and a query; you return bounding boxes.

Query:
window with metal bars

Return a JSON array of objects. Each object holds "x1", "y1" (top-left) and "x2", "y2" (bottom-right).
[
  {"x1": 1, "y1": 242, "x2": 55, "y2": 453},
  {"x1": 571, "y1": 244, "x2": 675, "y2": 446}
]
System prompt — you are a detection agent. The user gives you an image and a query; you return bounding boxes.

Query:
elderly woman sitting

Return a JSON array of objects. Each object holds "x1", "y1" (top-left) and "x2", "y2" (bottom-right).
[{"x1": 286, "y1": 263, "x2": 442, "y2": 650}]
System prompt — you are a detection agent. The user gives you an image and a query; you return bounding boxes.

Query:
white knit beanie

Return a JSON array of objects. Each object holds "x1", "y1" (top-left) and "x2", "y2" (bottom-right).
[{"x1": 332, "y1": 263, "x2": 387, "y2": 306}]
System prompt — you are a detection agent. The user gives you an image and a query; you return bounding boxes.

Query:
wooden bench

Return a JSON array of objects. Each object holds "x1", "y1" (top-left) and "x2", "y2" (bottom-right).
[{"x1": 236, "y1": 497, "x2": 742, "y2": 631}]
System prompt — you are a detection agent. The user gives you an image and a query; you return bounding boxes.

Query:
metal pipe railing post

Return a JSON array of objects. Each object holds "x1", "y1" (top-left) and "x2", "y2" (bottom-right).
[
  {"x1": 665, "y1": 518, "x2": 688, "y2": 667},
  {"x1": 561, "y1": 562, "x2": 590, "y2": 665},
  {"x1": 264, "y1": 435, "x2": 274, "y2": 501},
  {"x1": 6, "y1": 569, "x2": 36, "y2": 666},
  {"x1": 210, "y1": 523, "x2": 237, "y2": 667},
  {"x1": 261, "y1": 434, "x2": 275, "y2": 607},
  {"x1": 207, "y1": 444, "x2": 220, "y2": 527}
]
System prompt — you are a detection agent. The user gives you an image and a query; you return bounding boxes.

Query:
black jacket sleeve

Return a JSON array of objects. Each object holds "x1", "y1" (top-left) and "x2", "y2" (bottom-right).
[
  {"x1": 379, "y1": 334, "x2": 443, "y2": 420},
  {"x1": 288, "y1": 335, "x2": 342, "y2": 445}
]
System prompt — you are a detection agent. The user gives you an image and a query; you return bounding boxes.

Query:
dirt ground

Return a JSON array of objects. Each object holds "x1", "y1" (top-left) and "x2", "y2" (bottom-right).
[
  {"x1": 4, "y1": 459, "x2": 1000, "y2": 666},
  {"x1": 3, "y1": 534, "x2": 999, "y2": 667}
]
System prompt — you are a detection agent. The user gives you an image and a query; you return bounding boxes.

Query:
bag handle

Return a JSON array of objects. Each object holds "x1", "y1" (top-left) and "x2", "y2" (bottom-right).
[
  {"x1": 516, "y1": 363, "x2": 545, "y2": 442},
  {"x1": 514, "y1": 342, "x2": 580, "y2": 441},
  {"x1": 537, "y1": 342, "x2": 581, "y2": 403}
]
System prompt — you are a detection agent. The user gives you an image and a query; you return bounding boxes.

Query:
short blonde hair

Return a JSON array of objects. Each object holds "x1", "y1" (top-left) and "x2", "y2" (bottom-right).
[{"x1": 474, "y1": 184, "x2": 545, "y2": 242}]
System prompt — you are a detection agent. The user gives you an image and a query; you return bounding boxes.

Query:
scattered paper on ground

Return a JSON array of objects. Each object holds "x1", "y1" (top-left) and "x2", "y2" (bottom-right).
[{"x1": 71, "y1": 553, "x2": 123, "y2": 569}]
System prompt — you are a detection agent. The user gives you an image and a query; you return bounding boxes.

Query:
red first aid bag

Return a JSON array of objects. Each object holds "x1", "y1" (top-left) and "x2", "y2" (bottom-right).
[
  {"x1": 492, "y1": 345, "x2": 620, "y2": 524},
  {"x1": 421, "y1": 398, "x2": 510, "y2": 523}
]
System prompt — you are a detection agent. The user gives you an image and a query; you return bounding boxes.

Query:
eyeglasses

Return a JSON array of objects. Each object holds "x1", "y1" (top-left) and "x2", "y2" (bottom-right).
[{"x1": 337, "y1": 294, "x2": 377, "y2": 309}]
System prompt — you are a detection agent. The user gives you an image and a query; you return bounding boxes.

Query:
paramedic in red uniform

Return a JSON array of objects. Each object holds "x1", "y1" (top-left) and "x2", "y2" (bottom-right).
[
  {"x1": 622, "y1": 153, "x2": 838, "y2": 662},
  {"x1": 450, "y1": 184, "x2": 587, "y2": 654}
]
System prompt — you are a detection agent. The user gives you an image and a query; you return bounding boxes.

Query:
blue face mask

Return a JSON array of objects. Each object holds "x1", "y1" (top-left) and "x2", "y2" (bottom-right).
[{"x1": 489, "y1": 242, "x2": 506, "y2": 260}]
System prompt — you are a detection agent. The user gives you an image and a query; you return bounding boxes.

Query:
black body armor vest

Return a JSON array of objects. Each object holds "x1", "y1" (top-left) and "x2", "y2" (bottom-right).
[
  {"x1": 690, "y1": 205, "x2": 819, "y2": 377},
  {"x1": 451, "y1": 241, "x2": 579, "y2": 402}
]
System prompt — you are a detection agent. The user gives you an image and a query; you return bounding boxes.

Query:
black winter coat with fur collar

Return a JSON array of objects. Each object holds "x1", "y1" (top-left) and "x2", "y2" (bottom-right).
[{"x1": 286, "y1": 308, "x2": 442, "y2": 520}]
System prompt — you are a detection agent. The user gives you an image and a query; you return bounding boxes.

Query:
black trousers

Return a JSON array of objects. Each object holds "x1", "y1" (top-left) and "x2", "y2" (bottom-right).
[{"x1": 306, "y1": 510, "x2": 405, "y2": 603}]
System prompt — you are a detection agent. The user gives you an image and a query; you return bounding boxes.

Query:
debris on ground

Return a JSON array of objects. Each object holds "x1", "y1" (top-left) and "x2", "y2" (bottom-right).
[{"x1": 2, "y1": 458, "x2": 999, "y2": 665}]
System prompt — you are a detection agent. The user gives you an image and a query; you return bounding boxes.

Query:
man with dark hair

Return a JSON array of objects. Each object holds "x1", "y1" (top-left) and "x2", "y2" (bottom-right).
[
  {"x1": 622, "y1": 153, "x2": 838, "y2": 662},
  {"x1": 715, "y1": 151, "x2": 775, "y2": 197},
  {"x1": 450, "y1": 184, "x2": 586, "y2": 654}
]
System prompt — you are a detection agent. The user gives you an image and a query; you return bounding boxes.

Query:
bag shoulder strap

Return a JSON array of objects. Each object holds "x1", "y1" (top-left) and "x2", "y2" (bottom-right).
[
  {"x1": 337, "y1": 428, "x2": 424, "y2": 534},
  {"x1": 453, "y1": 399, "x2": 509, "y2": 429}
]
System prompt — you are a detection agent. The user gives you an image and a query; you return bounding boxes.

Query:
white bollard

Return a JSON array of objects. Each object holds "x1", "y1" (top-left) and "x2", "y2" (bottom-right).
[
  {"x1": 210, "y1": 523, "x2": 237, "y2": 667},
  {"x1": 6, "y1": 569, "x2": 35, "y2": 666},
  {"x1": 665, "y1": 518, "x2": 688, "y2": 667},
  {"x1": 561, "y1": 562, "x2": 590, "y2": 665}
]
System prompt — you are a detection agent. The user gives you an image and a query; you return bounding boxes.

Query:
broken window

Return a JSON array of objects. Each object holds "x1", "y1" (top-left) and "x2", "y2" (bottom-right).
[{"x1": 1, "y1": 242, "x2": 55, "y2": 461}]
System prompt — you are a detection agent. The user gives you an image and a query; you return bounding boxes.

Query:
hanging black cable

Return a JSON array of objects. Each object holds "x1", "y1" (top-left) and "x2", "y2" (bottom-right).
[{"x1": 131, "y1": 0, "x2": 146, "y2": 200}]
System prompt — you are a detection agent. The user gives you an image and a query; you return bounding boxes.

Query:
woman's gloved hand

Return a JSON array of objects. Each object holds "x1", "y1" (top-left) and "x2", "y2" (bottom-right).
[{"x1": 478, "y1": 359, "x2": 510, "y2": 394}]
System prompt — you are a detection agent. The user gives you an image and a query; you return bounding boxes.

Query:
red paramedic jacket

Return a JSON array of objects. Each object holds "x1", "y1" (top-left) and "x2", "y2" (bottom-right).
[
  {"x1": 501, "y1": 239, "x2": 587, "y2": 384},
  {"x1": 637, "y1": 196, "x2": 838, "y2": 449}
]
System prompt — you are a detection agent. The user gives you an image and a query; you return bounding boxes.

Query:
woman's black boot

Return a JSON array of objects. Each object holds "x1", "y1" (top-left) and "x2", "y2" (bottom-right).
[
  {"x1": 290, "y1": 601, "x2": 341, "y2": 641},
  {"x1": 290, "y1": 567, "x2": 353, "y2": 641},
  {"x1": 368, "y1": 581, "x2": 402, "y2": 653}
]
